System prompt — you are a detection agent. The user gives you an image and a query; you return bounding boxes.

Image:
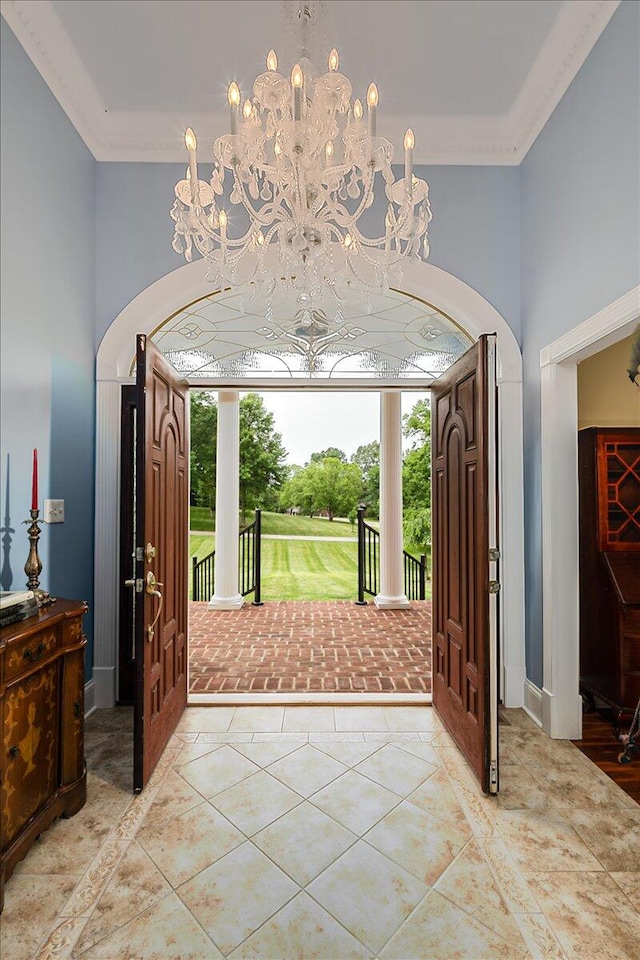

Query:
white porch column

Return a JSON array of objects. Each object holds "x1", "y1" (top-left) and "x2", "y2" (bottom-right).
[
  {"x1": 375, "y1": 391, "x2": 411, "y2": 609},
  {"x1": 209, "y1": 391, "x2": 244, "y2": 610}
]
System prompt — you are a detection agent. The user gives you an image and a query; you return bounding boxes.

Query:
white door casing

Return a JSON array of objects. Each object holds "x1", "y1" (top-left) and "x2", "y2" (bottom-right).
[
  {"x1": 539, "y1": 285, "x2": 640, "y2": 739},
  {"x1": 94, "y1": 258, "x2": 526, "y2": 710}
]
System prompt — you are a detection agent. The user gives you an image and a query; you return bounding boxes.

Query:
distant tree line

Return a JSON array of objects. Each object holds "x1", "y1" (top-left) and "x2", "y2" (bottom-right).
[{"x1": 190, "y1": 391, "x2": 431, "y2": 547}]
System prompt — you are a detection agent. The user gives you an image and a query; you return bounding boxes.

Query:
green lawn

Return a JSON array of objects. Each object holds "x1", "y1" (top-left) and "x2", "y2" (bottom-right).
[
  {"x1": 190, "y1": 507, "x2": 359, "y2": 538},
  {"x1": 262, "y1": 539, "x2": 359, "y2": 600},
  {"x1": 188, "y1": 533, "x2": 431, "y2": 601}
]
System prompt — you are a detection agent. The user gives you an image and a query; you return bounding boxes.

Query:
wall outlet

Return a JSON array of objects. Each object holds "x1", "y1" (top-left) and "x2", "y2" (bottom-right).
[{"x1": 44, "y1": 499, "x2": 64, "y2": 523}]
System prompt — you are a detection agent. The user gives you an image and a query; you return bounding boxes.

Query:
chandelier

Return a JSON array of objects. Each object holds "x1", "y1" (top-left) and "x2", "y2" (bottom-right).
[{"x1": 170, "y1": 3, "x2": 432, "y2": 305}]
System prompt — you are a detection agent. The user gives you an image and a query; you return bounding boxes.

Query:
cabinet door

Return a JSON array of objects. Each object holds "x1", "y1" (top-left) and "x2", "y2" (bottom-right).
[
  {"x1": 61, "y1": 647, "x2": 85, "y2": 786},
  {"x1": 2, "y1": 663, "x2": 59, "y2": 849}
]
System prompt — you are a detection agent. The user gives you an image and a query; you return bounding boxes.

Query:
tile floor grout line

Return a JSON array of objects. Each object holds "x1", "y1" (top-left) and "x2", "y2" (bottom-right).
[
  {"x1": 32, "y1": 737, "x2": 184, "y2": 960},
  {"x1": 7, "y1": 708, "x2": 636, "y2": 960}
]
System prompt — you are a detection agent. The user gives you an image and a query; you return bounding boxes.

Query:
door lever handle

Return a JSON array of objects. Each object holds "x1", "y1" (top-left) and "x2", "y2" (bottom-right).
[{"x1": 146, "y1": 571, "x2": 164, "y2": 641}]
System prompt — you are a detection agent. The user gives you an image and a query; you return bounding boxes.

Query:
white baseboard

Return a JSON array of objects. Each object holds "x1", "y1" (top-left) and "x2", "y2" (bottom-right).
[
  {"x1": 541, "y1": 686, "x2": 583, "y2": 740},
  {"x1": 93, "y1": 666, "x2": 116, "y2": 708},
  {"x1": 84, "y1": 679, "x2": 96, "y2": 718},
  {"x1": 523, "y1": 679, "x2": 543, "y2": 727}
]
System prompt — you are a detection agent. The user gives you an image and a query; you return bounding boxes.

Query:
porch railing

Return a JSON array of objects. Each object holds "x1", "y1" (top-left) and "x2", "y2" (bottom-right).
[
  {"x1": 356, "y1": 507, "x2": 380, "y2": 604},
  {"x1": 356, "y1": 507, "x2": 428, "y2": 603},
  {"x1": 403, "y1": 551, "x2": 427, "y2": 601},
  {"x1": 192, "y1": 509, "x2": 262, "y2": 604},
  {"x1": 239, "y1": 508, "x2": 263, "y2": 604}
]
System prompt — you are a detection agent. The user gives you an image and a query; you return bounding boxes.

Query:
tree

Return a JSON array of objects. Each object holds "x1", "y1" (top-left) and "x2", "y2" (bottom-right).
[
  {"x1": 189, "y1": 391, "x2": 287, "y2": 517},
  {"x1": 238, "y1": 394, "x2": 288, "y2": 516},
  {"x1": 309, "y1": 457, "x2": 362, "y2": 520},
  {"x1": 402, "y1": 398, "x2": 431, "y2": 551},
  {"x1": 310, "y1": 447, "x2": 347, "y2": 463},
  {"x1": 351, "y1": 440, "x2": 380, "y2": 516},
  {"x1": 279, "y1": 464, "x2": 316, "y2": 517},
  {"x1": 351, "y1": 441, "x2": 379, "y2": 478},
  {"x1": 402, "y1": 397, "x2": 431, "y2": 446},
  {"x1": 190, "y1": 392, "x2": 217, "y2": 509}
]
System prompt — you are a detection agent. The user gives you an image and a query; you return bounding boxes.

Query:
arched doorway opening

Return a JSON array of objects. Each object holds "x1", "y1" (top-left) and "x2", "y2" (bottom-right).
[{"x1": 94, "y1": 259, "x2": 525, "y2": 713}]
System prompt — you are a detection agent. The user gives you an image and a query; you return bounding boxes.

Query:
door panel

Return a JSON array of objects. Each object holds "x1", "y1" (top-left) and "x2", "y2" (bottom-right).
[
  {"x1": 432, "y1": 334, "x2": 499, "y2": 794},
  {"x1": 134, "y1": 335, "x2": 188, "y2": 791}
]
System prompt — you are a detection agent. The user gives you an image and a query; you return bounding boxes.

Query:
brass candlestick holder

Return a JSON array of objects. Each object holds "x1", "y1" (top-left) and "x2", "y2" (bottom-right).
[{"x1": 23, "y1": 509, "x2": 53, "y2": 605}]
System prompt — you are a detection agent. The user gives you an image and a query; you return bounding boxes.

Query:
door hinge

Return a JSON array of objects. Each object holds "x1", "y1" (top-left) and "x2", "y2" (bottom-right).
[
  {"x1": 488, "y1": 548, "x2": 501, "y2": 562},
  {"x1": 489, "y1": 761, "x2": 498, "y2": 789},
  {"x1": 488, "y1": 580, "x2": 501, "y2": 594}
]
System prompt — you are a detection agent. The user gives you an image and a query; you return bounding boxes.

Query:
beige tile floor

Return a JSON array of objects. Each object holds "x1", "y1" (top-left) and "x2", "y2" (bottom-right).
[{"x1": 2, "y1": 706, "x2": 639, "y2": 960}]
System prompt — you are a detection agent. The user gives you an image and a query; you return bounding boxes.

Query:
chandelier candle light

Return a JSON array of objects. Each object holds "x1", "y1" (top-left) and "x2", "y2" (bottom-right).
[{"x1": 171, "y1": 37, "x2": 431, "y2": 305}]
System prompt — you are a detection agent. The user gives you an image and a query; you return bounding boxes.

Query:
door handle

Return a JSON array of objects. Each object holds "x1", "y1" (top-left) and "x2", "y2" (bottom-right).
[{"x1": 146, "y1": 571, "x2": 164, "y2": 642}]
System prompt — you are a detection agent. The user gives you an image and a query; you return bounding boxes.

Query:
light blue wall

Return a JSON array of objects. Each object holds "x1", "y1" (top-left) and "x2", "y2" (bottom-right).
[
  {"x1": 95, "y1": 163, "x2": 521, "y2": 347},
  {"x1": 521, "y1": 0, "x2": 640, "y2": 686},
  {"x1": 3, "y1": 2, "x2": 638, "y2": 696},
  {"x1": 0, "y1": 21, "x2": 97, "y2": 676}
]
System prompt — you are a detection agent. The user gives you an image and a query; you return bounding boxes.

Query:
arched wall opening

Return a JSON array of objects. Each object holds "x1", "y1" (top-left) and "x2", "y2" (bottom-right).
[{"x1": 94, "y1": 259, "x2": 526, "y2": 713}]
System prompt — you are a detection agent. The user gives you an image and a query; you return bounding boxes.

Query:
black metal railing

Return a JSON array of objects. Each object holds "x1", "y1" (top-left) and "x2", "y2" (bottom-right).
[
  {"x1": 239, "y1": 508, "x2": 263, "y2": 604},
  {"x1": 403, "y1": 550, "x2": 427, "y2": 601},
  {"x1": 192, "y1": 550, "x2": 215, "y2": 601},
  {"x1": 356, "y1": 507, "x2": 380, "y2": 604},
  {"x1": 356, "y1": 507, "x2": 428, "y2": 603},
  {"x1": 192, "y1": 509, "x2": 262, "y2": 604}
]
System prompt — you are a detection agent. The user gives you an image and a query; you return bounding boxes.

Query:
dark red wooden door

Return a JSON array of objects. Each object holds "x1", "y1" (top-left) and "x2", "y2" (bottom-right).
[
  {"x1": 134, "y1": 336, "x2": 189, "y2": 791},
  {"x1": 431, "y1": 335, "x2": 499, "y2": 794}
]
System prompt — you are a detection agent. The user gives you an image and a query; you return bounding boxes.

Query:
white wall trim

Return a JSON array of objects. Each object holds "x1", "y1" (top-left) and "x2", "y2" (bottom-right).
[
  {"x1": 540, "y1": 284, "x2": 639, "y2": 739},
  {"x1": 523, "y1": 679, "x2": 543, "y2": 728},
  {"x1": 84, "y1": 678, "x2": 96, "y2": 718},
  {"x1": 93, "y1": 380, "x2": 121, "y2": 708},
  {"x1": 95, "y1": 257, "x2": 525, "y2": 710},
  {"x1": 93, "y1": 667, "x2": 117, "y2": 711},
  {"x1": 2, "y1": 0, "x2": 619, "y2": 165}
]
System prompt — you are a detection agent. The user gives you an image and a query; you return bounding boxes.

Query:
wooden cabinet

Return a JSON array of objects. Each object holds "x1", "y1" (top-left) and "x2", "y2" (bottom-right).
[
  {"x1": 579, "y1": 428, "x2": 640, "y2": 722},
  {"x1": 0, "y1": 599, "x2": 87, "y2": 910}
]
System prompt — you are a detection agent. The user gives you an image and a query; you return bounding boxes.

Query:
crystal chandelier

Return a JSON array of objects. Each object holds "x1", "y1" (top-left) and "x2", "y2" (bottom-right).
[{"x1": 170, "y1": 3, "x2": 432, "y2": 305}]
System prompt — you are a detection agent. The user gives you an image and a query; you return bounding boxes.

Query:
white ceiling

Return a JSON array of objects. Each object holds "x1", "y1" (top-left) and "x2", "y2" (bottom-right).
[{"x1": 2, "y1": 0, "x2": 620, "y2": 163}]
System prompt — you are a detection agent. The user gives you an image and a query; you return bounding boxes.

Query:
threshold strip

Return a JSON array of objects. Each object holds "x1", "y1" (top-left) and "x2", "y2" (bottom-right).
[{"x1": 188, "y1": 692, "x2": 432, "y2": 706}]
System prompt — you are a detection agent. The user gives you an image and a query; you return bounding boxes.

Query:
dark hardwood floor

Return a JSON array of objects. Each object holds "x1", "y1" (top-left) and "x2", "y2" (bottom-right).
[{"x1": 572, "y1": 710, "x2": 640, "y2": 805}]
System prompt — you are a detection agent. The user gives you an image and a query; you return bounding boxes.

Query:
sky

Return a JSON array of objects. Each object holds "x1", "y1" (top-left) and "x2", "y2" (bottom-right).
[{"x1": 247, "y1": 391, "x2": 427, "y2": 466}]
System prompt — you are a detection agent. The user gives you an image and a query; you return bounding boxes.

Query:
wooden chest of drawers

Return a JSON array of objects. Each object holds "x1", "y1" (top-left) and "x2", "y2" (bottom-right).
[{"x1": 0, "y1": 599, "x2": 87, "y2": 910}]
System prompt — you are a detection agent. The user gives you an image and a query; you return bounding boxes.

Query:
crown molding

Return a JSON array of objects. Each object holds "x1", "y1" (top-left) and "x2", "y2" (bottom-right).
[
  {"x1": 1, "y1": 0, "x2": 621, "y2": 165},
  {"x1": 505, "y1": 0, "x2": 620, "y2": 157},
  {"x1": 1, "y1": 0, "x2": 108, "y2": 154}
]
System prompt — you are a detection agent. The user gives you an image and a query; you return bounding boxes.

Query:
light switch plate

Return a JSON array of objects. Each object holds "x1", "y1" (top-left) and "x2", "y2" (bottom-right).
[{"x1": 44, "y1": 499, "x2": 64, "y2": 523}]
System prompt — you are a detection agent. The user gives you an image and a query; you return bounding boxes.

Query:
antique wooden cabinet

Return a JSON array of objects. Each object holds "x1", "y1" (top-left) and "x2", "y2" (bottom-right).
[
  {"x1": 579, "y1": 428, "x2": 640, "y2": 722},
  {"x1": 0, "y1": 599, "x2": 87, "y2": 909}
]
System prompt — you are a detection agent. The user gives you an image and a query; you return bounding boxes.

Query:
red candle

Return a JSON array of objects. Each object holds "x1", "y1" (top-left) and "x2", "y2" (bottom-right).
[{"x1": 31, "y1": 448, "x2": 38, "y2": 511}]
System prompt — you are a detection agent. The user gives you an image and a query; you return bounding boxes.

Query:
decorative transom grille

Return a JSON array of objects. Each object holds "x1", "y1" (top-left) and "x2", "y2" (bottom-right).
[{"x1": 147, "y1": 287, "x2": 472, "y2": 382}]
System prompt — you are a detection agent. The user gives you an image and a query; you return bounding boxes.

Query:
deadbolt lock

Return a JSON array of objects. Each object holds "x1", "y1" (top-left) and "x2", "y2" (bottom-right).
[{"x1": 145, "y1": 543, "x2": 157, "y2": 563}]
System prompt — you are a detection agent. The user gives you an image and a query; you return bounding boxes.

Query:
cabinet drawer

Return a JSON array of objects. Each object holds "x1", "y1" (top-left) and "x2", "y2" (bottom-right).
[
  {"x1": 61, "y1": 616, "x2": 84, "y2": 650},
  {"x1": 5, "y1": 627, "x2": 59, "y2": 682}
]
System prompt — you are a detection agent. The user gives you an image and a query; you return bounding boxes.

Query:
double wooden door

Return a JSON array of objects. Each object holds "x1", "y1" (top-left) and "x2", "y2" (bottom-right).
[{"x1": 128, "y1": 333, "x2": 499, "y2": 795}]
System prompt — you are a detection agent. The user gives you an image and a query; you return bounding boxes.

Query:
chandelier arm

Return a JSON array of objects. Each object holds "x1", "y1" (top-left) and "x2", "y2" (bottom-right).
[
  {"x1": 320, "y1": 168, "x2": 377, "y2": 230},
  {"x1": 231, "y1": 171, "x2": 287, "y2": 228}
]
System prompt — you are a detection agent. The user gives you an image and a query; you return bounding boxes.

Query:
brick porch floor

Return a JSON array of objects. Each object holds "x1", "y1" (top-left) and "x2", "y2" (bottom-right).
[{"x1": 188, "y1": 600, "x2": 432, "y2": 694}]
